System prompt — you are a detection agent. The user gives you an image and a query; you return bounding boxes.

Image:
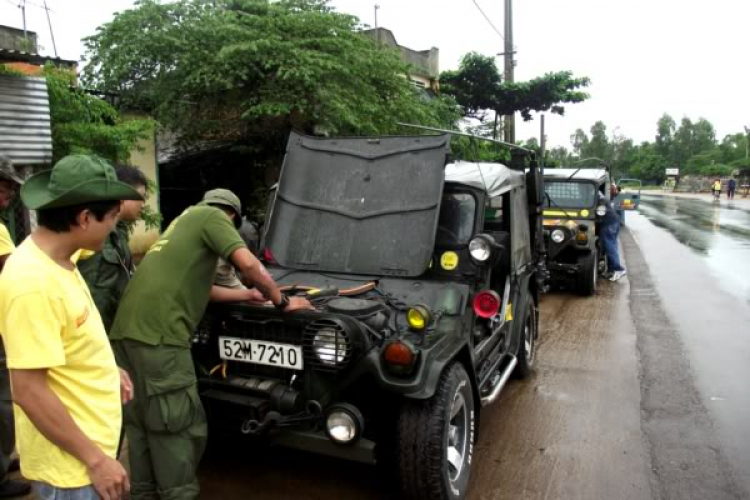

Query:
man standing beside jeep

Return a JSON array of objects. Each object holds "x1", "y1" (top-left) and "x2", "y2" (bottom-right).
[
  {"x1": 109, "y1": 188, "x2": 312, "y2": 499},
  {"x1": 601, "y1": 184, "x2": 626, "y2": 282}
]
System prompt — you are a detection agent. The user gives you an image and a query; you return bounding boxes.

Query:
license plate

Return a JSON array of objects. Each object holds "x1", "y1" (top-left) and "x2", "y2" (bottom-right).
[{"x1": 219, "y1": 336, "x2": 303, "y2": 370}]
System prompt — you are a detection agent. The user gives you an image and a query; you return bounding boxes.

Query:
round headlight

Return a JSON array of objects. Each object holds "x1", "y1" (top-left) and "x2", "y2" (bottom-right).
[
  {"x1": 551, "y1": 229, "x2": 565, "y2": 243},
  {"x1": 325, "y1": 405, "x2": 364, "y2": 444},
  {"x1": 327, "y1": 411, "x2": 357, "y2": 443},
  {"x1": 596, "y1": 205, "x2": 607, "y2": 217},
  {"x1": 407, "y1": 305, "x2": 432, "y2": 331},
  {"x1": 313, "y1": 329, "x2": 348, "y2": 366},
  {"x1": 469, "y1": 237, "x2": 492, "y2": 262}
]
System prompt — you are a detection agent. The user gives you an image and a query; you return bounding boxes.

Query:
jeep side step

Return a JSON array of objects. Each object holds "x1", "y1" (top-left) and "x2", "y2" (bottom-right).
[{"x1": 480, "y1": 354, "x2": 518, "y2": 407}]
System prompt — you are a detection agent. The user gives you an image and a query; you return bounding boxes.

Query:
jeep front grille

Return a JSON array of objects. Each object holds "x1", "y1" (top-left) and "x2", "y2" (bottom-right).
[{"x1": 303, "y1": 319, "x2": 353, "y2": 373}]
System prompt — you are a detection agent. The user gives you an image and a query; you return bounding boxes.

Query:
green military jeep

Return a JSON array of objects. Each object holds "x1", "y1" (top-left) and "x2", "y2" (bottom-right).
[
  {"x1": 192, "y1": 131, "x2": 546, "y2": 500},
  {"x1": 542, "y1": 167, "x2": 611, "y2": 295}
]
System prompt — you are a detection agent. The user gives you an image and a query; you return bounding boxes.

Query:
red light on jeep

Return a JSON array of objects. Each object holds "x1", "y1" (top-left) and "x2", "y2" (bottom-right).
[
  {"x1": 383, "y1": 341, "x2": 416, "y2": 367},
  {"x1": 473, "y1": 290, "x2": 501, "y2": 319},
  {"x1": 263, "y1": 247, "x2": 276, "y2": 264}
]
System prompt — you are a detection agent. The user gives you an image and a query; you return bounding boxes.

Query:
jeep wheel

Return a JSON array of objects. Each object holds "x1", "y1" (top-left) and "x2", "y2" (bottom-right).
[
  {"x1": 397, "y1": 363, "x2": 475, "y2": 500},
  {"x1": 576, "y1": 251, "x2": 597, "y2": 296},
  {"x1": 515, "y1": 298, "x2": 538, "y2": 379}
]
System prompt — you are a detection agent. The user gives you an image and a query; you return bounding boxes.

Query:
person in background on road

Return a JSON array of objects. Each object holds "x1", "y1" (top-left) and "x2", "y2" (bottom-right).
[
  {"x1": 78, "y1": 165, "x2": 148, "y2": 333},
  {"x1": 0, "y1": 155, "x2": 31, "y2": 499},
  {"x1": 712, "y1": 178, "x2": 722, "y2": 201},
  {"x1": 601, "y1": 184, "x2": 627, "y2": 282},
  {"x1": 727, "y1": 177, "x2": 737, "y2": 200},
  {"x1": 108, "y1": 188, "x2": 313, "y2": 500},
  {"x1": 0, "y1": 155, "x2": 143, "y2": 500}
]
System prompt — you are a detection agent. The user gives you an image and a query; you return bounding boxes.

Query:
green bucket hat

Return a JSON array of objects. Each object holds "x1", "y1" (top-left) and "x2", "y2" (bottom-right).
[
  {"x1": 0, "y1": 154, "x2": 24, "y2": 185},
  {"x1": 203, "y1": 188, "x2": 242, "y2": 228},
  {"x1": 21, "y1": 155, "x2": 144, "y2": 210}
]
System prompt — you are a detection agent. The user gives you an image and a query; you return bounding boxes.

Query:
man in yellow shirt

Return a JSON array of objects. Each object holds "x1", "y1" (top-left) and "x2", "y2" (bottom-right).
[
  {"x1": 0, "y1": 155, "x2": 30, "y2": 498},
  {"x1": 0, "y1": 155, "x2": 144, "y2": 500}
]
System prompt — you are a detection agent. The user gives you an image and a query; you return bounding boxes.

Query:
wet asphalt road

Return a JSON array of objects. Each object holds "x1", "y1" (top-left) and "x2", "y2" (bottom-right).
[{"x1": 627, "y1": 194, "x2": 750, "y2": 497}]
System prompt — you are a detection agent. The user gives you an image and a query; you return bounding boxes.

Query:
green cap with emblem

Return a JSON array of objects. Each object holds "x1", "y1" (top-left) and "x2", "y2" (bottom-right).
[
  {"x1": 20, "y1": 154, "x2": 144, "y2": 210},
  {"x1": 0, "y1": 154, "x2": 24, "y2": 185},
  {"x1": 203, "y1": 188, "x2": 242, "y2": 228}
]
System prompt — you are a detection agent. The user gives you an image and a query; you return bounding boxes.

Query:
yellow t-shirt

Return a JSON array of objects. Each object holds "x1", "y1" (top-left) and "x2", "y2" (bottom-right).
[
  {"x1": 0, "y1": 238, "x2": 121, "y2": 488},
  {"x1": 0, "y1": 222, "x2": 14, "y2": 256}
]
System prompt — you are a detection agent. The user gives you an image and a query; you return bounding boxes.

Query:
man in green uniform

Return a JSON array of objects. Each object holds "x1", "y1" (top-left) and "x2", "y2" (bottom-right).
[
  {"x1": 109, "y1": 189, "x2": 312, "y2": 500},
  {"x1": 78, "y1": 165, "x2": 147, "y2": 332}
]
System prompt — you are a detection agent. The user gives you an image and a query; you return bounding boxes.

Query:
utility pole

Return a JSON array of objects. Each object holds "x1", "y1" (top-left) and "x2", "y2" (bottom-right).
[
  {"x1": 503, "y1": 0, "x2": 516, "y2": 144},
  {"x1": 20, "y1": 0, "x2": 28, "y2": 41},
  {"x1": 43, "y1": 0, "x2": 58, "y2": 57},
  {"x1": 745, "y1": 126, "x2": 750, "y2": 159},
  {"x1": 374, "y1": 4, "x2": 380, "y2": 29}
]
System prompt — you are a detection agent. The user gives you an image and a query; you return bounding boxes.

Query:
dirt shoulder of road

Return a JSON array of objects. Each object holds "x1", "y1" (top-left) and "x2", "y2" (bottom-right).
[{"x1": 621, "y1": 228, "x2": 745, "y2": 500}]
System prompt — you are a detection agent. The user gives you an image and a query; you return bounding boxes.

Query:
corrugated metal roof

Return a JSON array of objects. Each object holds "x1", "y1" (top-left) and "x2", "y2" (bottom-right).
[
  {"x1": 0, "y1": 47, "x2": 78, "y2": 67},
  {"x1": 0, "y1": 74, "x2": 53, "y2": 166}
]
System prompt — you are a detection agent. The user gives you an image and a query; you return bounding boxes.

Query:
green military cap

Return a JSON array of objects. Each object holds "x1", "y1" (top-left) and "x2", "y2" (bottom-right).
[
  {"x1": 0, "y1": 154, "x2": 24, "y2": 185},
  {"x1": 21, "y1": 155, "x2": 144, "y2": 210},
  {"x1": 203, "y1": 188, "x2": 242, "y2": 228}
]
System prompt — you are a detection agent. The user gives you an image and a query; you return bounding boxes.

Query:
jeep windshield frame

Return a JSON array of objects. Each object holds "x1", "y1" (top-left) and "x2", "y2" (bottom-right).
[{"x1": 543, "y1": 179, "x2": 599, "y2": 210}]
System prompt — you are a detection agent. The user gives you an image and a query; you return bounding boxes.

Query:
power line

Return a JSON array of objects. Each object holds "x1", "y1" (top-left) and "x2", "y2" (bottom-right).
[{"x1": 470, "y1": 0, "x2": 504, "y2": 41}]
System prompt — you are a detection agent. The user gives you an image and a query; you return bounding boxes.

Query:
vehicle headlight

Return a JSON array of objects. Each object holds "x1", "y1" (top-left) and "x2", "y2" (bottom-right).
[
  {"x1": 469, "y1": 236, "x2": 492, "y2": 262},
  {"x1": 313, "y1": 328, "x2": 349, "y2": 366},
  {"x1": 596, "y1": 205, "x2": 607, "y2": 217},
  {"x1": 551, "y1": 229, "x2": 565, "y2": 243},
  {"x1": 407, "y1": 305, "x2": 432, "y2": 331},
  {"x1": 325, "y1": 404, "x2": 364, "y2": 445}
]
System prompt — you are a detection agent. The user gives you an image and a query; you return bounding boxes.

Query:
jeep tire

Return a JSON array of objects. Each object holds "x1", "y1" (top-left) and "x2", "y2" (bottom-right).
[
  {"x1": 576, "y1": 251, "x2": 597, "y2": 296},
  {"x1": 397, "y1": 363, "x2": 475, "y2": 500},
  {"x1": 515, "y1": 297, "x2": 538, "y2": 379}
]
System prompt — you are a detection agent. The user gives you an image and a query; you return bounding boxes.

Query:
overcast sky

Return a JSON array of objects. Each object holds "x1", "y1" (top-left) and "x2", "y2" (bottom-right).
[{"x1": 1, "y1": 0, "x2": 748, "y2": 148}]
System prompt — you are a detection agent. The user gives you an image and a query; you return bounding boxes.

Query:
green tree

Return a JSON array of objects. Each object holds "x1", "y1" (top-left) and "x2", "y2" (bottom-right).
[
  {"x1": 440, "y1": 52, "x2": 590, "y2": 139},
  {"x1": 548, "y1": 146, "x2": 573, "y2": 167},
  {"x1": 46, "y1": 66, "x2": 153, "y2": 164},
  {"x1": 655, "y1": 113, "x2": 675, "y2": 163},
  {"x1": 83, "y1": 0, "x2": 459, "y2": 150},
  {"x1": 584, "y1": 121, "x2": 611, "y2": 160},
  {"x1": 44, "y1": 66, "x2": 160, "y2": 228},
  {"x1": 570, "y1": 129, "x2": 589, "y2": 157}
]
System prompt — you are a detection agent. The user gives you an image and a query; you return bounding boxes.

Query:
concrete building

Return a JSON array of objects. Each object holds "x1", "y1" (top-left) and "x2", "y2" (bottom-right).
[{"x1": 363, "y1": 27, "x2": 440, "y2": 93}]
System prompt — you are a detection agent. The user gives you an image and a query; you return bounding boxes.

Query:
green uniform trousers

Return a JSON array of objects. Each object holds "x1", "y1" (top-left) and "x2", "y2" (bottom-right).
[{"x1": 112, "y1": 340, "x2": 207, "y2": 500}]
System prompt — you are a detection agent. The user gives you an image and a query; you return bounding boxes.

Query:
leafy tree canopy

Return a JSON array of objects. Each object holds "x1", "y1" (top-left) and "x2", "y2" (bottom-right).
[
  {"x1": 539, "y1": 114, "x2": 748, "y2": 183},
  {"x1": 83, "y1": 0, "x2": 459, "y2": 149},
  {"x1": 440, "y1": 52, "x2": 590, "y2": 127},
  {"x1": 46, "y1": 66, "x2": 153, "y2": 164}
]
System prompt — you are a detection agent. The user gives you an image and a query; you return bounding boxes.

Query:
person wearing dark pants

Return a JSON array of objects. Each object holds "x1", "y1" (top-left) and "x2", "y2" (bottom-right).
[
  {"x1": 0, "y1": 155, "x2": 30, "y2": 498},
  {"x1": 728, "y1": 178, "x2": 737, "y2": 200},
  {"x1": 601, "y1": 186, "x2": 627, "y2": 282},
  {"x1": 109, "y1": 189, "x2": 313, "y2": 499}
]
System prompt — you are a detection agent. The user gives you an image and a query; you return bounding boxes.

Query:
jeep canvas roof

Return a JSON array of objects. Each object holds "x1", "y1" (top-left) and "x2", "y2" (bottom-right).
[
  {"x1": 544, "y1": 168, "x2": 609, "y2": 184},
  {"x1": 445, "y1": 161, "x2": 525, "y2": 197}
]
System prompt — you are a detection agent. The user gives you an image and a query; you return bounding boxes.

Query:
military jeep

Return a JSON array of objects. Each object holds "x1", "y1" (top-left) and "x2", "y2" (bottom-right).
[
  {"x1": 192, "y1": 131, "x2": 545, "y2": 500},
  {"x1": 542, "y1": 167, "x2": 611, "y2": 295}
]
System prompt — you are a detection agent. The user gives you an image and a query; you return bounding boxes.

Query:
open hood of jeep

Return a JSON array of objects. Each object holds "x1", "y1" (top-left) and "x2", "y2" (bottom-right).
[{"x1": 264, "y1": 131, "x2": 450, "y2": 277}]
